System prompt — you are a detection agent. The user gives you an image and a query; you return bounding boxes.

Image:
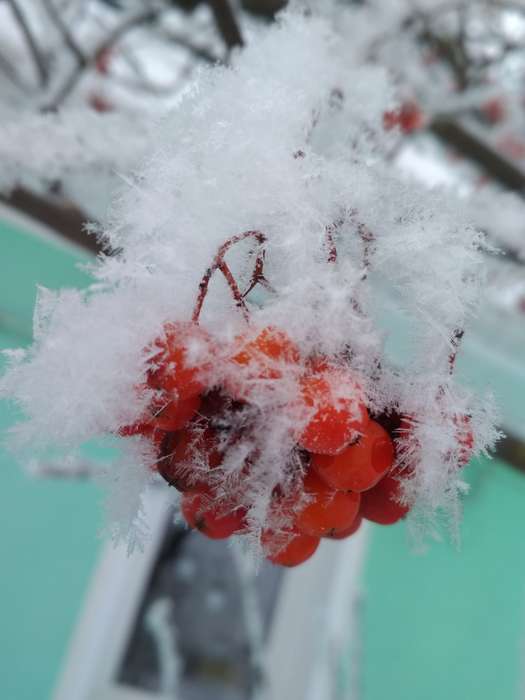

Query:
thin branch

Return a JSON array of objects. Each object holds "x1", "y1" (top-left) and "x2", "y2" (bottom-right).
[
  {"x1": 6, "y1": 0, "x2": 48, "y2": 86},
  {"x1": 160, "y1": 28, "x2": 222, "y2": 65},
  {"x1": 448, "y1": 328, "x2": 464, "y2": 374},
  {"x1": 207, "y1": 0, "x2": 244, "y2": 50},
  {"x1": 325, "y1": 220, "x2": 341, "y2": 264},
  {"x1": 0, "y1": 48, "x2": 26, "y2": 90},
  {"x1": 430, "y1": 116, "x2": 525, "y2": 193},
  {"x1": 193, "y1": 230, "x2": 268, "y2": 323},
  {"x1": 42, "y1": 0, "x2": 86, "y2": 67},
  {"x1": 43, "y1": 7, "x2": 160, "y2": 111}
]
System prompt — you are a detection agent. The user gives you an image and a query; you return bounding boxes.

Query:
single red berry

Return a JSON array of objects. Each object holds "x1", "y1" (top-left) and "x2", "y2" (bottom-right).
[
  {"x1": 262, "y1": 527, "x2": 320, "y2": 567},
  {"x1": 297, "y1": 366, "x2": 369, "y2": 455},
  {"x1": 88, "y1": 92, "x2": 113, "y2": 113},
  {"x1": 158, "y1": 425, "x2": 222, "y2": 491},
  {"x1": 227, "y1": 326, "x2": 301, "y2": 399},
  {"x1": 360, "y1": 474, "x2": 409, "y2": 525},
  {"x1": 146, "y1": 321, "x2": 212, "y2": 399},
  {"x1": 232, "y1": 326, "x2": 300, "y2": 372},
  {"x1": 95, "y1": 47, "x2": 112, "y2": 75},
  {"x1": 383, "y1": 109, "x2": 399, "y2": 131},
  {"x1": 481, "y1": 97, "x2": 505, "y2": 124},
  {"x1": 312, "y1": 420, "x2": 394, "y2": 492},
  {"x1": 383, "y1": 102, "x2": 423, "y2": 134},
  {"x1": 305, "y1": 354, "x2": 332, "y2": 373},
  {"x1": 324, "y1": 514, "x2": 362, "y2": 539},
  {"x1": 150, "y1": 394, "x2": 201, "y2": 432},
  {"x1": 181, "y1": 491, "x2": 247, "y2": 539},
  {"x1": 295, "y1": 471, "x2": 360, "y2": 537},
  {"x1": 398, "y1": 101, "x2": 423, "y2": 133}
]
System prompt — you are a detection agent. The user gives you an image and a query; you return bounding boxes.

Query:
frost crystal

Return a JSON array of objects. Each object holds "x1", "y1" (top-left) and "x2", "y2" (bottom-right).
[{"x1": 0, "y1": 8, "x2": 499, "y2": 549}]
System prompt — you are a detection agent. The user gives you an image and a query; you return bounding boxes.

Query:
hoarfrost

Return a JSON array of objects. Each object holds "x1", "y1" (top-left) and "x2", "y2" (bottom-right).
[{"x1": 1, "y1": 8, "x2": 499, "y2": 548}]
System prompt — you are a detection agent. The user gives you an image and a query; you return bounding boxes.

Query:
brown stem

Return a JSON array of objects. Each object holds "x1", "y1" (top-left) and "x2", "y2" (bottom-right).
[
  {"x1": 448, "y1": 328, "x2": 464, "y2": 375},
  {"x1": 42, "y1": 0, "x2": 86, "y2": 67},
  {"x1": 43, "y1": 7, "x2": 159, "y2": 111},
  {"x1": 207, "y1": 0, "x2": 244, "y2": 50},
  {"x1": 7, "y1": 0, "x2": 48, "y2": 86},
  {"x1": 192, "y1": 230, "x2": 269, "y2": 323},
  {"x1": 358, "y1": 222, "x2": 375, "y2": 281}
]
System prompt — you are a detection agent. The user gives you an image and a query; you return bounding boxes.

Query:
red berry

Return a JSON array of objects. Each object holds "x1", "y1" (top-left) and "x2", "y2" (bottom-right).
[
  {"x1": 398, "y1": 102, "x2": 423, "y2": 133},
  {"x1": 146, "y1": 321, "x2": 212, "y2": 399},
  {"x1": 95, "y1": 47, "x2": 112, "y2": 75},
  {"x1": 297, "y1": 366, "x2": 369, "y2": 455},
  {"x1": 227, "y1": 326, "x2": 301, "y2": 399},
  {"x1": 150, "y1": 394, "x2": 201, "y2": 432},
  {"x1": 295, "y1": 471, "x2": 360, "y2": 537},
  {"x1": 88, "y1": 92, "x2": 113, "y2": 113},
  {"x1": 383, "y1": 102, "x2": 423, "y2": 134},
  {"x1": 181, "y1": 491, "x2": 247, "y2": 539},
  {"x1": 360, "y1": 474, "x2": 409, "y2": 525},
  {"x1": 324, "y1": 514, "x2": 362, "y2": 539},
  {"x1": 312, "y1": 420, "x2": 394, "y2": 492},
  {"x1": 158, "y1": 425, "x2": 222, "y2": 491},
  {"x1": 262, "y1": 527, "x2": 320, "y2": 567},
  {"x1": 481, "y1": 97, "x2": 505, "y2": 124},
  {"x1": 383, "y1": 109, "x2": 399, "y2": 131}
]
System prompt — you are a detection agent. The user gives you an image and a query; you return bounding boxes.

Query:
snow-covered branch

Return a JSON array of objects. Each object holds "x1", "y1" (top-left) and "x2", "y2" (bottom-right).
[{"x1": 0, "y1": 8, "x2": 500, "y2": 553}]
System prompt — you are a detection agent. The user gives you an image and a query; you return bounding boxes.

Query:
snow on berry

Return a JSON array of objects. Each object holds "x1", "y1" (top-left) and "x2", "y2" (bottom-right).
[{"x1": 0, "y1": 8, "x2": 499, "y2": 563}]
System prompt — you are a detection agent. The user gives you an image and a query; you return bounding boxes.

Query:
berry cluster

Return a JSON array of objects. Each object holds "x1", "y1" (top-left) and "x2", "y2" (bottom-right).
[
  {"x1": 118, "y1": 320, "x2": 473, "y2": 568},
  {"x1": 383, "y1": 100, "x2": 424, "y2": 134}
]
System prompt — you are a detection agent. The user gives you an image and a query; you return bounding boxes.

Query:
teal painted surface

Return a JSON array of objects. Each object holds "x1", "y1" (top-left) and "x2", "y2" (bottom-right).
[
  {"x1": 0, "y1": 219, "x2": 92, "y2": 341},
  {"x1": 361, "y1": 457, "x2": 525, "y2": 700},
  {"x1": 0, "y1": 221, "x2": 102, "y2": 700},
  {"x1": 2, "y1": 217, "x2": 525, "y2": 700}
]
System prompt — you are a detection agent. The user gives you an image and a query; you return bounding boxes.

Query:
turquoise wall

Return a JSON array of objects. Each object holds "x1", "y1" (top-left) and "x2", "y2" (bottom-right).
[
  {"x1": 362, "y1": 457, "x2": 525, "y2": 700},
  {"x1": 1, "y1": 215, "x2": 525, "y2": 700},
  {"x1": 0, "y1": 220, "x2": 102, "y2": 700}
]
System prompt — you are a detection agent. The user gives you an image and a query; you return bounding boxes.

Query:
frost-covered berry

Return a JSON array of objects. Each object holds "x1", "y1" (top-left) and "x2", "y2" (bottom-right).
[
  {"x1": 311, "y1": 420, "x2": 394, "y2": 491},
  {"x1": 146, "y1": 321, "x2": 212, "y2": 399},
  {"x1": 157, "y1": 425, "x2": 222, "y2": 491},
  {"x1": 181, "y1": 490, "x2": 247, "y2": 539},
  {"x1": 297, "y1": 365, "x2": 369, "y2": 455},
  {"x1": 227, "y1": 325, "x2": 301, "y2": 399},
  {"x1": 150, "y1": 394, "x2": 201, "y2": 432},
  {"x1": 383, "y1": 101, "x2": 423, "y2": 134}
]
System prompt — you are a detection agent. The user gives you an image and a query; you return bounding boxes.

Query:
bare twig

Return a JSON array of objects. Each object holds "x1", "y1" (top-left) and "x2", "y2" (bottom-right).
[
  {"x1": 448, "y1": 328, "x2": 464, "y2": 374},
  {"x1": 43, "y1": 7, "x2": 160, "y2": 111},
  {"x1": 207, "y1": 0, "x2": 244, "y2": 50},
  {"x1": 193, "y1": 231, "x2": 268, "y2": 323},
  {"x1": 430, "y1": 116, "x2": 525, "y2": 193},
  {"x1": 0, "y1": 48, "x2": 26, "y2": 90},
  {"x1": 6, "y1": 0, "x2": 48, "y2": 86},
  {"x1": 160, "y1": 29, "x2": 222, "y2": 65},
  {"x1": 325, "y1": 220, "x2": 341, "y2": 264},
  {"x1": 42, "y1": 0, "x2": 86, "y2": 67}
]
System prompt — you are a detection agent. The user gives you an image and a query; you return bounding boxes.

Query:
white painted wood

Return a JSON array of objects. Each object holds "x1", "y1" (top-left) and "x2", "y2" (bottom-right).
[
  {"x1": 54, "y1": 485, "x2": 369, "y2": 700},
  {"x1": 53, "y1": 487, "x2": 173, "y2": 700}
]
